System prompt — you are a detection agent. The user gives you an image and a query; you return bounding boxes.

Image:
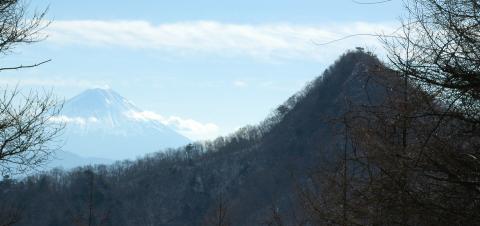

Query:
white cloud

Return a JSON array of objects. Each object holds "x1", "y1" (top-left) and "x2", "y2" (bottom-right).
[
  {"x1": 125, "y1": 110, "x2": 220, "y2": 141},
  {"x1": 46, "y1": 20, "x2": 397, "y2": 61},
  {"x1": 50, "y1": 115, "x2": 99, "y2": 126},
  {"x1": 52, "y1": 112, "x2": 220, "y2": 140},
  {"x1": 233, "y1": 80, "x2": 248, "y2": 87}
]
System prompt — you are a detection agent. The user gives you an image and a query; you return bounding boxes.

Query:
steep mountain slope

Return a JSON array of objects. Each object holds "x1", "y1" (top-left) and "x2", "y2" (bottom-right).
[
  {"x1": 2, "y1": 51, "x2": 390, "y2": 226},
  {"x1": 60, "y1": 88, "x2": 190, "y2": 160}
]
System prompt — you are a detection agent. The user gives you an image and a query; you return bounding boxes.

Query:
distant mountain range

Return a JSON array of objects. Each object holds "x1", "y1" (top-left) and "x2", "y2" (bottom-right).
[
  {"x1": 48, "y1": 150, "x2": 114, "y2": 170},
  {"x1": 55, "y1": 88, "x2": 190, "y2": 162}
]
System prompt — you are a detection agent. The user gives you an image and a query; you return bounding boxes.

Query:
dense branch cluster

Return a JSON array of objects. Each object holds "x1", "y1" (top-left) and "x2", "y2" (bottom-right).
[
  {"x1": 300, "y1": 1, "x2": 480, "y2": 225},
  {"x1": 384, "y1": 0, "x2": 480, "y2": 123},
  {"x1": 0, "y1": 0, "x2": 47, "y2": 57},
  {"x1": 0, "y1": 89, "x2": 63, "y2": 176}
]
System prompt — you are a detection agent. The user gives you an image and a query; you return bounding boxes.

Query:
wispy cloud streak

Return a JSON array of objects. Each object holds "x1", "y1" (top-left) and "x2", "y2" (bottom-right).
[
  {"x1": 126, "y1": 110, "x2": 220, "y2": 141},
  {"x1": 47, "y1": 20, "x2": 397, "y2": 61}
]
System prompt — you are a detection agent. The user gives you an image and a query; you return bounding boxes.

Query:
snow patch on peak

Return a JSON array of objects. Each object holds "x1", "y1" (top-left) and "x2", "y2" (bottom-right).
[{"x1": 62, "y1": 88, "x2": 140, "y2": 119}]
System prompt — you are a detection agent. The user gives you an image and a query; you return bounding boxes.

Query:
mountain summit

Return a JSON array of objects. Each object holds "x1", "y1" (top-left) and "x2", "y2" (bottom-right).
[
  {"x1": 59, "y1": 88, "x2": 190, "y2": 160},
  {"x1": 62, "y1": 88, "x2": 140, "y2": 120}
]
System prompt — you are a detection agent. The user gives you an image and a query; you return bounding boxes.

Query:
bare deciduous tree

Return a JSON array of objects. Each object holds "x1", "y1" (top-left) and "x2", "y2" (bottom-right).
[
  {"x1": 299, "y1": 1, "x2": 480, "y2": 224},
  {"x1": 0, "y1": 88, "x2": 63, "y2": 176},
  {"x1": 0, "y1": 0, "x2": 49, "y2": 67},
  {"x1": 382, "y1": 0, "x2": 480, "y2": 123},
  {"x1": 203, "y1": 193, "x2": 232, "y2": 226},
  {"x1": 0, "y1": 0, "x2": 62, "y2": 176}
]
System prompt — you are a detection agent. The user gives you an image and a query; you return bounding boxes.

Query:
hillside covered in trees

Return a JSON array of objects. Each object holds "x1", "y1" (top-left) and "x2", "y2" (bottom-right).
[
  {"x1": 0, "y1": 50, "x2": 390, "y2": 226},
  {"x1": 0, "y1": 0, "x2": 479, "y2": 226},
  {"x1": 18, "y1": 46, "x2": 479, "y2": 226}
]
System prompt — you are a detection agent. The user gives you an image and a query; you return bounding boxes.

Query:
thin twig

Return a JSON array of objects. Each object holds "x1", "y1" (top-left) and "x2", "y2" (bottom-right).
[
  {"x1": 0, "y1": 59, "x2": 51, "y2": 72},
  {"x1": 352, "y1": 0, "x2": 394, "y2": 4}
]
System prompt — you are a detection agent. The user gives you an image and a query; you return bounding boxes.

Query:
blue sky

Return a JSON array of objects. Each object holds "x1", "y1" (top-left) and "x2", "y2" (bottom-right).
[{"x1": 1, "y1": 0, "x2": 403, "y2": 140}]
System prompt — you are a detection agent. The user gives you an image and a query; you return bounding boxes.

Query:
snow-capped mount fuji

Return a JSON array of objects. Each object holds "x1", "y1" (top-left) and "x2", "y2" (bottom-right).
[{"x1": 59, "y1": 88, "x2": 190, "y2": 160}]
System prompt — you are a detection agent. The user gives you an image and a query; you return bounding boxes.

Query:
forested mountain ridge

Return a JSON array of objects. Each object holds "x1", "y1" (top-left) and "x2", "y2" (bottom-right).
[{"x1": 0, "y1": 50, "x2": 390, "y2": 226}]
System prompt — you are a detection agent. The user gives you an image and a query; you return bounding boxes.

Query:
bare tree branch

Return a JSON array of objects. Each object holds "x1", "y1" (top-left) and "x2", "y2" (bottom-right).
[
  {"x1": 0, "y1": 59, "x2": 51, "y2": 72},
  {"x1": 351, "y1": 0, "x2": 394, "y2": 5}
]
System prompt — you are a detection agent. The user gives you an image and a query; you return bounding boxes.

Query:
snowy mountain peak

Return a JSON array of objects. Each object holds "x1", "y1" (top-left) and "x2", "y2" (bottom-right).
[
  {"x1": 59, "y1": 88, "x2": 190, "y2": 160},
  {"x1": 62, "y1": 88, "x2": 139, "y2": 119}
]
